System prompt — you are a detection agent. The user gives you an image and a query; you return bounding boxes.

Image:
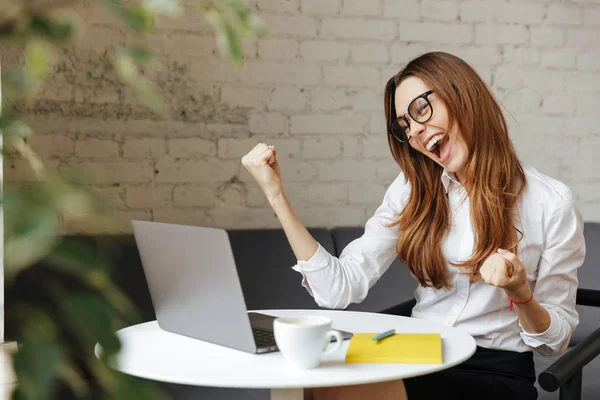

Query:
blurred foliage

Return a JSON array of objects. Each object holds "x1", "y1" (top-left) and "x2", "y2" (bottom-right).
[{"x1": 0, "y1": 0, "x2": 267, "y2": 399}]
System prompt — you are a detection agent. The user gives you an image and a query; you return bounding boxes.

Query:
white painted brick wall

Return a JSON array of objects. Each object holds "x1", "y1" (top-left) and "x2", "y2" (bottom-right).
[
  {"x1": 258, "y1": 39, "x2": 300, "y2": 60},
  {"x1": 477, "y1": 25, "x2": 528, "y2": 45},
  {"x1": 547, "y1": 4, "x2": 582, "y2": 26},
  {"x1": 3, "y1": 0, "x2": 600, "y2": 232},
  {"x1": 531, "y1": 27, "x2": 565, "y2": 46},
  {"x1": 29, "y1": 135, "x2": 75, "y2": 157},
  {"x1": 421, "y1": 1, "x2": 458, "y2": 21},
  {"x1": 75, "y1": 139, "x2": 119, "y2": 159},
  {"x1": 257, "y1": 0, "x2": 300, "y2": 14},
  {"x1": 123, "y1": 139, "x2": 166, "y2": 159},
  {"x1": 126, "y1": 186, "x2": 171, "y2": 209},
  {"x1": 259, "y1": 14, "x2": 318, "y2": 37},
  {"x1": 401, "y1": 22, "x2": 472, "y2": 44},
  {"x1": 173, "y1": 185, "x2": 217, "y2": 208},
  {"x1": 342, "y1": 0, "x2": 381, "y2": 16},
  {"x1": 301, "y1": 0, "x2": 341, "y2": 16},
  {"x1": 323, "y1": 65, "x2": 380, "y2": 87},
  {"x1": 495, "y1": 3, "x2": 545, "y2": 25},
  {"x1": 540, "y1": 48, "x2": 577, "y2": 69},
  {"x1": 310, "y1": 87, "x2": 353, "y2": 110},
  {"x1": 169, "y1": 138, "x2": 216, "y2": 158},
  {"x1": 290, "y1": 114, "x2": 367, "y2": 134},
  {"x1": 585, "y1": 8, "x2": 600, "y2": 26},
  {"x1": 300, "y1": 40, "x2": 350, "y2": 61},
  {"x1": 240, "y1": 62, "x2": 321, "y2": 85},
  {"x1": 248, "y1": 112, "x2": 289, "y2": 134},
  {"x1": 321, "y1": 19, "x2": 396, "y2": 39},
  {"x1": 578, "y1": 50, "x2": 600, "y2": 71},
  {"x1": 351, "y1": 43, "x2": 390, "y2": 63},
  {"x1": 268, "y1": 87, "x2": 310, "y2": 110},
  {"x1": 301, "y1": 138, "x2": 343, "y2": 159}
]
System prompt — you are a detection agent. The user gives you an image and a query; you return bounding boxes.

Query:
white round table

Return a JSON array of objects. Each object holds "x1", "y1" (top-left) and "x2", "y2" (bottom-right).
[{"x1": 101, "y1": 309, "x2": 476, "y2": 400}]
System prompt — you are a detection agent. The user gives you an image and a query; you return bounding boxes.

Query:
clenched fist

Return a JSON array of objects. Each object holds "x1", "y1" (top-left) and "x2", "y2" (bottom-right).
[
  {"x1": 241, "y1": 143, "x2": 282, "y2": 200},
  {"x1": 480, "y1": 249, "x2": 531, "y2": 301}
]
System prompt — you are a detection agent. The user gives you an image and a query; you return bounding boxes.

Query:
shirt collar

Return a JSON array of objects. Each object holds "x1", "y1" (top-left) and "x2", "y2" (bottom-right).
[{"x1": 441, "y1": 169, "x2": 460, "y2": 193}]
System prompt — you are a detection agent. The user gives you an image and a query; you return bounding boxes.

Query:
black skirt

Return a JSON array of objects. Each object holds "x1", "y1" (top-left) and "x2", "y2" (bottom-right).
[{"x1": 403, "y1": 346, "x2": 538, "y2": 400}]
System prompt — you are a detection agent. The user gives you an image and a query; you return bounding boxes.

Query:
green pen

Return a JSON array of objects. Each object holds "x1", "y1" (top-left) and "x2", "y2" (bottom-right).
[{"x1": 372, "y1": 329, "x2": 396, "y2": 341}]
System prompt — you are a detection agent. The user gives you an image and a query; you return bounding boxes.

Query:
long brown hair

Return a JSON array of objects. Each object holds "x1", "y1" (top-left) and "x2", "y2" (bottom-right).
[{"x1": 384, "y1": 52, "x2": 526, "y2": 289}]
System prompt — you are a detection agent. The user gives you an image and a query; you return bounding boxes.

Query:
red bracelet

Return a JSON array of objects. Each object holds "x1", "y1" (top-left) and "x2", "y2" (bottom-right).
[{"x1": 509, "y1": 293, "x2": 534, "y2": 312}]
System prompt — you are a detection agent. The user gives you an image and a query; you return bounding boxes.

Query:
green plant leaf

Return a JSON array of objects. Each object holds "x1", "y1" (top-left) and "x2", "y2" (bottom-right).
[
  {"x1": 25, "y1": 39, "x2": 55, "y2": 81},
  {"x1": 59, "y1": 361, "x2": 90, "y2": 399},
  {"x1": 44, "y1": 238, "x2": 140, "y2": 322},
  {"x1": 144, "y1": 0, "x2": 182, "y2": 16},
  {"x1": 28, "y1": 14, "x2": 76, "y2": 41},
  {"x1": 44, "y1": 237, "x2": 107, "y2": 273},
  {"x1": 228, "y1": 0, "x2": 268, "y2": 38},
  {"x1": 111, "y1": 50, "x2": 165, "y2": 110},
  {"x1": 244, "y1": 13, "x2": 268, "y2": 38},
  {"x1": 0, "y1": 117, "x2": 33, "y2": 138},
  {"x1": 112, "y1": 373, "x2": 168, "y2": 400},
  {"x1": 0, "y1": 180, "x2": 99, "y2": 278},
  {"x1": 19, "y1": 309, "x2": 58, "y2": 340},
  {"x1": 44, "y1": 177, "x2": 108, "y2": 220},
  {"x1": 4, "y1": 217, "x2": 60, "y2": 277},
  {"x1": 116, "y1": 44, "x2": 155, "y2": 64},
  {"x1": 3, "y1": 185, "x2": 62, "y2": 278},
  {"x1": 132, "y1": 76, "x2": 164, "y2": 109},
  {"x1": 1, "y1": 67, "x2": 36, "y2": 93},
  {"x1": 12, "y1": 335, "x2": 64, "y2": 400},
  {"x1": 101, "y1": 0, "x2": 155, "y2": 32},
  {"x1": 60, "y1": 294, "x2": 122, "y2": 361},
  {"x1": 219, "y1": 17, "x2": 243, "y2": 65},
  {"x1": 0, "y1": 2, "x2": 271, "y2": 400},
  {"x1": 203, "y1": 7, "x2": 243, "y2": 65}
]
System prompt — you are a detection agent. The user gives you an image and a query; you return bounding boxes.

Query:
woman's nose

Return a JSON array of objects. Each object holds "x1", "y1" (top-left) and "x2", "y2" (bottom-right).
[{"x1": 409, "y1": 120, "x2": 426, "y2": 139}]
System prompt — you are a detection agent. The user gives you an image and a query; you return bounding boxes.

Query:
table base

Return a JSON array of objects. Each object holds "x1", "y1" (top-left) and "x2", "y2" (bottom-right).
[{"x1": 271, "y1": 388, "x2": 304, "y2": 400}]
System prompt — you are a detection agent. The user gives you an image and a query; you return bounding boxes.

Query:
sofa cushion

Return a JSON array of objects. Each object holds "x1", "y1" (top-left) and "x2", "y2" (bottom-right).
[
  {"x1": 331, "y1": 227, "x2": 417, "y2": 313},
  {"x1": 4, "y1": 235, "x2": 100, "y2": 339},
  {"x1": 227, "y1": 228, "x2": 336, "y2": 311}
]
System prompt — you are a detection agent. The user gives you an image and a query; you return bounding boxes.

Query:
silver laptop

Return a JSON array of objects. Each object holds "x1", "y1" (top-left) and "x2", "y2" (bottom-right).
[{"x1": 131, "y1": 220, "x2": 352, "y2": 354}]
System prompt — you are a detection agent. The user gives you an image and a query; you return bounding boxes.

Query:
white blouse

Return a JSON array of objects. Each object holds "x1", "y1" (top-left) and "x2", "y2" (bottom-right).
[{"x1": 291, "y1": 165, "x2": 586, "y2": 355}]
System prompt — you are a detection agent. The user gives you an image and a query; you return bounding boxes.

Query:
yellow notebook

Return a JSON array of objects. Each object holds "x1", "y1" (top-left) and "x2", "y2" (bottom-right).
[{"x1": 345, "y1": 333, "x2": 443, "y2": 364}]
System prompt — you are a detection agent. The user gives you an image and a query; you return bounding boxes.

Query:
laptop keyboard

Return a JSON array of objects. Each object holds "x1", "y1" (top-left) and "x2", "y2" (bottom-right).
[{"x1": 252, "y1": 328, "x2": 276, "y2": 348}]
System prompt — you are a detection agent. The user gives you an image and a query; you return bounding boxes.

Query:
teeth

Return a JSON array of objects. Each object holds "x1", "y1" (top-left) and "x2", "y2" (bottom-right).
[{"x1": 426, "y1": 134, "x2": 445, "y2": 151}]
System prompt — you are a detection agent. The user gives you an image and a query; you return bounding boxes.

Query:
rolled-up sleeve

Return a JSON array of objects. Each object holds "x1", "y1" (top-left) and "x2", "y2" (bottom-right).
[
  {"x1": 520, "y1": 198, "x2": 586, "y2": 355},
  {"x1": 291, "y1": 173, "x2": 409, "y2": 309}
]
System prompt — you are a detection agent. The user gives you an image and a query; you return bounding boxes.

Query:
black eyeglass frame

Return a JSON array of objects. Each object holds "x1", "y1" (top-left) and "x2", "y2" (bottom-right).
[{"x1": 388, "y1": 90, "x2": 435, "y2": 143}]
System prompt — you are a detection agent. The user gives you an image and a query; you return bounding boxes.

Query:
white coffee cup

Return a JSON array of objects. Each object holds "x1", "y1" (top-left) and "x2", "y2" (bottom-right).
[{"x1": 273, "y1": 315, "x2": 344, "y2": 369}]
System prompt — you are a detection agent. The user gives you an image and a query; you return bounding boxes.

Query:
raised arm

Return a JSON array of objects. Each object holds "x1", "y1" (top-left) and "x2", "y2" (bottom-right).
[
  {"x1": 241, "y1": 143, "x2": 318, "y2": 261},
  {"x1": 242, "y1": 143, "x2": 409, "y2": 309}
]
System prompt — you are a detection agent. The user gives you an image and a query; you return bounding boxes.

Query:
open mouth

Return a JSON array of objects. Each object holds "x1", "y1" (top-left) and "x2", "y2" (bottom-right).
[{"x1": 426, "y1": 133, "x2": 448, "y2": 159}]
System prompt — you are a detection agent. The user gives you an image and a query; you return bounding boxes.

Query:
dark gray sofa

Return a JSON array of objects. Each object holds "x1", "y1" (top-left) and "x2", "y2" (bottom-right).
[{"x1": 7, "y1": 223, "x2": 600, "y2": 399}]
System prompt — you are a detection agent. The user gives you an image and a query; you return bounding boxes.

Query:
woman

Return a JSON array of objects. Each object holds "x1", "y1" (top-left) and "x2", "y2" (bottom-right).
[{"x1": 241, "y1": 52, "x2": 585, "y2": 400}]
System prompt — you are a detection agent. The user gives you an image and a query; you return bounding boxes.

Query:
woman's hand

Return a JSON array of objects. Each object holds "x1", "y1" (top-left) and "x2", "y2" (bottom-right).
[
  {"x1": 241, "y1": 143, "x2": 282, "y2": 201},
  {"x1": 479, "y1": 249, "x2": 531, "y2": 301}
]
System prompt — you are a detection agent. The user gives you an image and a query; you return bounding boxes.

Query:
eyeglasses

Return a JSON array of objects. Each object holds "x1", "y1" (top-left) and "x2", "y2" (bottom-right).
[{"x1": 388, "y1": 90, "x2": 435, "y2": 143}]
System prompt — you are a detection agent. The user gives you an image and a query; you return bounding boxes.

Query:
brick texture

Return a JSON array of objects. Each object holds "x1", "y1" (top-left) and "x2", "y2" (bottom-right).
[{"x1": 3, "y1": 0, "x2": 600, "y2": 233}]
